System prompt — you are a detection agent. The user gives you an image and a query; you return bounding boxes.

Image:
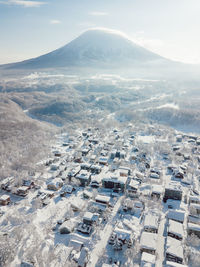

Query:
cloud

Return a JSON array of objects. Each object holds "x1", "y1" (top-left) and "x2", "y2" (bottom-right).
[
  {"x1": 0, "y1": 0, "x2": 45, "y2": 7},
  {"x1": 130, "y1": 31, "x2": 164, "y2": 50},
  {"x1": 50, "y1": 20, "x2": 61, "y2": 25},
  {"x1": 89, "y1": 11, "x2": 109, "y2": 16}
]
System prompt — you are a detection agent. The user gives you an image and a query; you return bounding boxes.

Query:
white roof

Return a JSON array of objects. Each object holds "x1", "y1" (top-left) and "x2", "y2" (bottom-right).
[
  {"x1": 83, "y1": 190, "x2": 93, "y2": 198},
  {"x1": 102, "y1": 171, "x2": 128, "y2": 185},
  {"x1": 83, "y1": 212, "x2": 94, "y2": 221},
  {"x1": 166, "y1": 182, "x2": 182, "y2": 192},
  {"x1": 129, "y1": 179, "x2": 140, "y2": 189},
  {"x1": 76, "y1": 170, "x2": 90, "y2": 180},
  {"x1": 60, "y1": 220, "x2": 76, "y2": 233},
  {"x1": 166, "y1": 261, "x2": 187, "y2": 267},
  {"x1": 189, "y1": 195, "x2": 200, "y2": 203},
  {"x1": 151, "y1": 184, "x2": 163, "y2": 194},
  {"x1": 47, "y1": 178, "x2": 62, "y2": 188},
  {"x1": 140, "y1": 232, "x2": 157, "y2": 251},
  {"x1": 188, "y1": 223, "x2": 200, "y2": 232},
  {"x1": 141, "y1": 252, "x2": 156, "y2": 264},
  {"x1": 0, "y1": 194, "x2": 10, "y2": 201},
  {"x1": 144, "y1": 214, "x2": 159, "y2": 230},
  {"x1": 114, "y1": 227, "x2": 132, "y2": 239},
  {"x1": 1, "y1": 176, "x2": 14, "y2": 185},
  {"x1": 18, "y1": 186, "x2": 29, "y2": 191},
  {"x1": 167, "y1": 210, "x2": 185, "y2": 223},
  {"x1": 166, "y1": 236, "x2": 183, "y2": 259},
  {"x1": 119, "y1": 169, "x2": 129, "y2": 175},
  {"x1": 168, "y1": 219, "x2": 184, "y2": 238},
  {"x1": 190, "y1": 203, "x2": 200, "y2": 210},
  {"x1": 95, "y1": 194, "x2": 110, "y2": 203}
]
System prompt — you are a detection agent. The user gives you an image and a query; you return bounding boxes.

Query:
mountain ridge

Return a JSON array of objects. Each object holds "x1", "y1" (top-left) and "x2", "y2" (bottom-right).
[{"x1": 1, "y1": 28, "x2": 170, "y2": 70}]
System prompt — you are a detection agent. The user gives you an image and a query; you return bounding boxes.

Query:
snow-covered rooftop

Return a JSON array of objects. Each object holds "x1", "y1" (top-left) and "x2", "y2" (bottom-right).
[
  {"x1": 168, "y1": 219, "x2": 184, "y2": 238},
  {"x1": 140, "y1": 232, "x2": 157, "y2": 251},
  {"x1": 144, "y1": 214, "x2": 159, "y2": 230},
  {"x1": 166, "y1": 236, "x2": 184, "y2": 259}
]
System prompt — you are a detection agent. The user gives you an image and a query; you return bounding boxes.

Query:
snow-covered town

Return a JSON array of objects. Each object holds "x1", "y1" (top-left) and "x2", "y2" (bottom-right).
[{"x1": 0, "y1": 123, "x2": 200, "y2": 267}]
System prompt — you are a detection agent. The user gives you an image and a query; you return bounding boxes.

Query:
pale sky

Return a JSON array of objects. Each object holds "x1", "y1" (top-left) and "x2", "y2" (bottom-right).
[{"x1": 0, "y1": 0, "x2": 200, "y2": 64}]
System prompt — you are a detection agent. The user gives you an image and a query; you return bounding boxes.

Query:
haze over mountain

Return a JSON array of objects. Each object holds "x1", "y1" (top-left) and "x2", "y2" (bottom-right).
[{"x1": 2, "y1": 28, "x2": 170, "y2": 70}]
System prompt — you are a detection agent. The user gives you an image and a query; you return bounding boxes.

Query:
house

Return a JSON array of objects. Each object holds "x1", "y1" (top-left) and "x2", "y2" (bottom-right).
[
  {"x1": 90, "y1": 165, "x2": 101, "y2": 174},
  {"x1": 189, "y1": 195, "x2": 200, "y2": 204},
  {"x1": 140, "y1": 232, "x2": 157, "y2": 255},
  {"x1": 60, "y1": 185, "x2": 75, "y2": 196},
  {"x1": 190, "y1": 203, "x2": 200, "y2": 215},
  {"x1": 139, "y1": 183, "x2": 152, "y2": 197},
  {"x1": 76, "y1": 171, "x2": 91, "y2": 186},
  {"x1": 119, "y1": 169, "x2": 129, "y2": 177},
  {"x1": 110, "y1": 150, "x2": 125, "y2": 159},
  {"x1": 102, "y1": 173, "x2": 128, "y2": 192},
  {"x1": 119, "y1": 166, "x2": 131, "y2": 175},
  {"x1": 90, "y1": 179, "x2": 100, "y2": 188},
  {"x1": 89, "y1": 201, "x2": 107, "y2": 213},
  {"x1": 127, "y1": 179, "x2": 140, "y2": 196},
  {"x1": 113, "y1": 227, "x2": 132, "y2": 244},
  {"x1": 17, "y1": 186, "x2": 29, "y2": 197},
  {"x1": 150, "y1": 168, "x2": 161, "y2": 179},
  {"x1": 1, "y1": 176, "x2": 14, "y2": 191},
  {"x1": 95, "y1": 194, "x2": 110, "y2": 205},
  {"x1": 188, "y1": 214, "x2": 200, "y2": 225},
  {"x1": 166, "y1": 261, "x2": 187, "y2": 267},
  {"x1": 81, "y1": 148, "x2": 90, "y2": 156},
  {"x1": 141, "y1": 252, "x2": 156, "y2": 267},
  {"x1": 83, "y1": 212, "x2": 99, "y2": 225},
  {"x1": 98, "y1": 157, "x2": 109, "y2": 165},
  {"x1": 187, "y1": 223, "x2": 200, "y2": 237},
  {"x1": 83, "y1": 190, "x2": 93, "y2": 199},
  {"x1": 59, "y1": 220, "x2": 76, "y2": 234},
  {"x1": 89, "y1": 155, "x2": 96, "y2": 163},
  {"x1": 151, "y1": 184, "x2": 163, "y2": 199},
  {"x1": 22, "y1": 180, "x2": 35, "y2": 189},
  {"x1": 77, "y1": 222, "x2": 92, "y2": 234},
  {"x1": 173, "y1": 168, "x2": 184, "y2": 179},
  {"x1": 167, "y1": 220, "x2": 184, "y2": 240},
  {"x1": 80, "y1": 163, "x2": 91, "y2": 171},
  {"x1": 167, "y1": 210, "x2": 185, "y2": 223},
  {"x1": 71, "y1": 199, "x2": 85, "y2": 212},
  {"x1": 47, "y1": 178, "x2": 63, "y2": 191},
  {"x1": 163, "y1": 182, "x2": 182, "y2": 202},
  {"x1": 166, "y1": 236, "x2": 184, "y2": 264},
  {"x1": 0, "y1": 195, "x2": 10, "y2": 205},
  {"x1": 143, "y1": 214, "x2": 159, "y2": 233}
]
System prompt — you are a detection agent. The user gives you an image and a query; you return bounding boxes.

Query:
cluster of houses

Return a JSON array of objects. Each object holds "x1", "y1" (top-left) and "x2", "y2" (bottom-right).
[{"x1": 0, "y1": 124, "x2": 200, "y2": 267}]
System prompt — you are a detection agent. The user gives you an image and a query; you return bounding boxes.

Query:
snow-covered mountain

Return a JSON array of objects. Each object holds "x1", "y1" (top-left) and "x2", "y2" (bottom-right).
[{"x1": 2, "y1": 29, "x2": 169, "y2": 69}]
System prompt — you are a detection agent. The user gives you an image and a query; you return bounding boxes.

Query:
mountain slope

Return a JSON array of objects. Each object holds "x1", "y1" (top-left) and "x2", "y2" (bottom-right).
[{"x1": 1, "y1": 29, "x2": 169, "y2": 70}]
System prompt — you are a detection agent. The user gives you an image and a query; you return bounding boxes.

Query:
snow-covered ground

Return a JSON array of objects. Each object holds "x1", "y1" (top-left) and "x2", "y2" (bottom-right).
[{"x1": 0, "y1": 122, "x2": 199, "y2": 267}]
